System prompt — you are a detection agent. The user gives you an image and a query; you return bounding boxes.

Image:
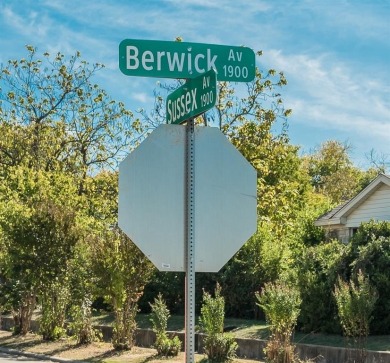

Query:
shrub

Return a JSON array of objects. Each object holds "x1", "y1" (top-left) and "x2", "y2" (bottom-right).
[
  {"x1": 334, "y1": 271, "x2": 377, "y2": 337},
  {"x1": 334, "y1": 270, "x2": 377, "y2": 363},
  {"x1": 199, "y1": 284, "x2": 237, "y2": 362},
  {"x1": 350, "y1": 220, "x2": 390, "y2": 251},
  {"x1": 149, "y1": 293, "x2": 181, "y2": 357},
  {"x1": 349, "y1": 231, "x2": 390, "y2": 334},
  {"x1": 154, "y1": 334, "x2": 181, "y2": 357},
  {"x1": 256, "y1": 281, "x2": 301, "y2": 363},
  {"x1": 294, "y1": 240, "x2": 346, "y2": 333},
  {"x1": 202, "y1": 333, "x2": 237, "y2": 363},
  {"x1": 199, "y1": 284, "x2": 224, "y2": 336}
]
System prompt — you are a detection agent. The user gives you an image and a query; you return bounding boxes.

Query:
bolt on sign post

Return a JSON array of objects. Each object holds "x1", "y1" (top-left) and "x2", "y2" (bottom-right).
[
  {"x1": 118, "y1": 38, "x2": 257, "y2": 363},
  {"x1": 166, "y1": 69, "x2": 217, "y2": 125},
  {"x1": 119, "y1": 39, "x2": 256, "y2": 82}
]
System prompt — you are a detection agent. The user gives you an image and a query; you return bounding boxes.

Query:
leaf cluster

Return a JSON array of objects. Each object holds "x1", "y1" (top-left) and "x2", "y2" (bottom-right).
[
  {"x1": 199, "y1": 284, "x2": 237, "y2": 362},
  {"x1": 334, "y1": 270, "x2": 377, "y2": 339},
  {"x1": 149, "y1": 294, "x2": 181, "y2": 357},
  {"x1": 256, "y1": 281, "x2": 301, "y2": 363}
]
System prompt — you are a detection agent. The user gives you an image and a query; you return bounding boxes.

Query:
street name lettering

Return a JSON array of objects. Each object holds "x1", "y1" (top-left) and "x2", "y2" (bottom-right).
[
  {"x1": 126, "y1": 46, "x2": 217, "y2": 73},
  {"x1": 119, "y1": 39, "x2": 255, "y2": 82},
  {"x1": 167, "y1": 69, "x2": 217, "y2": 125},
  {"x1": 167, "y1": 88, "x2": 198, "y2": 123}
]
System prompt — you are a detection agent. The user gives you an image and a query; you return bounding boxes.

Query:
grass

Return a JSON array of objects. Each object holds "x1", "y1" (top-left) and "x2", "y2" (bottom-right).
[
  {"x1": 92, "y1": 312, "x2": 390, "y2": 352},
  {"x1": 3, "y1": 311, "x2": 389, "y2": 352}
]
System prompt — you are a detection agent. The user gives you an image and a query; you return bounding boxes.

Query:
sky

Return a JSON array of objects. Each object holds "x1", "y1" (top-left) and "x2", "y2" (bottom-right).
[{"x1": 0, "y1": 0, "x2": 389, "y2": 168}]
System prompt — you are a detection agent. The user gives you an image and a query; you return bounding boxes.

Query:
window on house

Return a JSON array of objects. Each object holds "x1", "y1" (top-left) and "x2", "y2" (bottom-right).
[
  {"x1": 327, "y1": 230, "x2": 338, "y2": 240},
  {"x1": 349, "y1": 227, "x2": 359, "y2": 238}
]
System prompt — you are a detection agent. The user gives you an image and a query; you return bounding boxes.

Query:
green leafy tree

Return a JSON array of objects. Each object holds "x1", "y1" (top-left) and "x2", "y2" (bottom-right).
[
  {"x1": 0, "y1": 191, "x2": 80, "y2": 336},
  {"x1": 91, "y1": 227, "x2": 154, "y2": 350},
  {"x1": 302, "y1": 140, "x2": 370, "y2": 204},
  {"x1": 219, "y1": 120, "x2": 312, "y2": 318},
  {"x1": 0, "y1": 45, "x2": 142, "y2": 192},
  {"x1": 0, "y1": 46, "x2": 147, "y2": 340},
  {"x1": 220, "y1": 225, "x2": 283, "y2": 319},
  {"x1": 81, "y1": 170, "x2": 119, "y2": 222},
  {"x1": 215, "y1": 68, "x2": 310, "y2": 318}
]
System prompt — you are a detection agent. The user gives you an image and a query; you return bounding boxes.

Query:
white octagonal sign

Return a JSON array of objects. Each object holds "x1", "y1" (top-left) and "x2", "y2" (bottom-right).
[{"x1": 118, "y1": 124, "x2": 257, "y2": 272}]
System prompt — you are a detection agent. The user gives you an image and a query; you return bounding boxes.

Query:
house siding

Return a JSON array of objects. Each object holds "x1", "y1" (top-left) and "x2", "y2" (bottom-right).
[
  {"x1": 320, "y1": 224, "x2": 349, "y2": 243},
  {"x1": 345, "y1": 184, "x2": 390, "y2": 227},
  {"x1": 337, "y1": 227, "x2": 350, "y2": 243}
]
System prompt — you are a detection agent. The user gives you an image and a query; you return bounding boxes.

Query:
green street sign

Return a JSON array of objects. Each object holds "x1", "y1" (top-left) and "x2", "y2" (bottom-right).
[
  {"x1": 166, "y1": 69, "x2": 217, "y2": 125},
  {"x1": 119, "y1": 39, "x2": 255, "y2": 82}
]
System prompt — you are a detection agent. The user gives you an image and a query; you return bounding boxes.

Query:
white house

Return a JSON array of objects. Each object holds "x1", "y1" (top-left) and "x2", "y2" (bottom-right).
[{"x1": 315, "y1": 174, "x2": 390, "y2": 243}]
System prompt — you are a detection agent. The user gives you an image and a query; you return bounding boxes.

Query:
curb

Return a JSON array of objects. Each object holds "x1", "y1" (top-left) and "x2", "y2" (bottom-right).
[
  {"x1": 0, "y1": 346, "x2": 84, "y2": 363},
  {"x1": 2, "y1": 316, "x2": 390, "y2": 363}
]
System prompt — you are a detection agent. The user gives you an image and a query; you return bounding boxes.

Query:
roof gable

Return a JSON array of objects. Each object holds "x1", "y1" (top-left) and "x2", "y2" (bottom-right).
[
  {"x1": 315, "y1": 174, "x2": 390, "y2": 226},
  {"x1": 334, "y1": 174, "x2": 390, "y2": 218}
]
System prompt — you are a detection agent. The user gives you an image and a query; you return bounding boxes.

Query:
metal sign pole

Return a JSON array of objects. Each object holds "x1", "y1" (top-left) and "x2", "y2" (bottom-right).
[{"x1": 185, "y1": 117, "x2": 196, "y2": 363}]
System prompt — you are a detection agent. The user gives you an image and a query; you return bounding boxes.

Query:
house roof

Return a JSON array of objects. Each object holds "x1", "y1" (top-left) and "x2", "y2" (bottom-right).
[{"x1": 315, "y1": 174, "x2": 390, "y2": 227}]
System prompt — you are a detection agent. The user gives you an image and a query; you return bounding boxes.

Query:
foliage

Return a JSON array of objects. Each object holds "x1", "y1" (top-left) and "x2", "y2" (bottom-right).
[
  {"x1": 202, "y1": 333, "x2": 238, "y2": 363},
  {"x1": 153, "y1": 334, "x2": 181, "y2": 357},
  {"x1": 293, "y1": 240, "x2": 346, "y2": 333},
  {"x1": 139, "y1": 271, "x2": 186, "y2": 315},
  {"x1": 349, "y1": 220, "x2": 390, "y2": 251},
  {"x1": 256, "y1": 281, "x2": 301, "y2": 363},
  {"x1": 294, "y1": 221, "x2": 390, "y2": 336},
  {"x1": 90, "y1": 227, "x2": 154, "y2": 350},
  {"x1": 291, "y1": 191, "x2": 330, "y2": 247},
  {"x1": 346, "y1": 221, "x2": 390, "y2": 334},
  {"x1": 199, "y1": 284, "x2": 225, "y2": 336},
  {"x1": 149, "y1": 293, "x2": 170, "y2": 334},
  {"x1": 0, "y1": 45, "x2": 142, "y2": 192},
  {"x1": 334, "y1": 270, "x2": 377, "y2": 363},
  {"x1": 219, "y1": 188, "x2": 327, "y2": 320},
  {"x1": 218, "y1": 223, "x2": 283, "y2": 320},
  {"x1": 139, "y1": 53, "x2": 291, "y2": 131},
  {"x1": 0, "y1": 46, "x2": 146, "y2": 341},
  {"x1": 67, "y1": 241, "x2": 100, "y2": 345},
  {"x1": 217, "y1": 122, "x2": 312, "y2": 318},
  {"x1": 302, "y1": 140, "x2": 376, "y2": 204},
  {"x1": 0, "y1": 187, "x2": 80, "y2": 335},
  {"x1": 82, "y1": 171, "x2": 119, "y2": 222},
  {"x1": 199, "y1": 284, "x2": 237, "y2": 362},
  {"x1": 39, "y1": 282, "x2": 69, "y2": 341},
  {"x1": 68, "y1": 298, "x2": 102, "y2": 345},
  {"x1": 149, "y1": 294, "x2": 181, "y2": 357},
  {"x1": 0, "y1": 46, "x2": 151, "y2": 342},
  {"x1": 334, "y1": 270, "x2": 377, "y2": 339}
]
